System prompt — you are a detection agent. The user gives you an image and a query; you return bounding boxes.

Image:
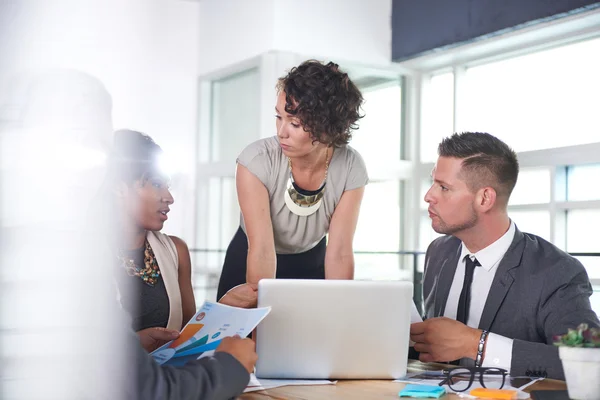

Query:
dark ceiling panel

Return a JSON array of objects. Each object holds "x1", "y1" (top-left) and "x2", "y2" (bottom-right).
[{"x1": 392, "y1": 0, "x2": 600, "y2": 61}]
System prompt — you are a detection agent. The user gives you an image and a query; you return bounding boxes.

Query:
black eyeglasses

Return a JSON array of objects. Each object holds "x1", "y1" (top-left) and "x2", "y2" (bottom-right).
[{"x1": 439, "y1": 367, "x2": 508, "y2": 392}]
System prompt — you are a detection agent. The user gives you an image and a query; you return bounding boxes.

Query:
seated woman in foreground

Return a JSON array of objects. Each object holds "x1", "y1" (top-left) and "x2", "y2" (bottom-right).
[{"x1": 107, "y1": 129, "x2": 195, "y2": 351}]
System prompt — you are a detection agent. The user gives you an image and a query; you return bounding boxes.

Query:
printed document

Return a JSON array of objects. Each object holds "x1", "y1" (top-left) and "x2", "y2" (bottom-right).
[{"x1": 151, "y1": 301, "x2": 271, "y2": 367}]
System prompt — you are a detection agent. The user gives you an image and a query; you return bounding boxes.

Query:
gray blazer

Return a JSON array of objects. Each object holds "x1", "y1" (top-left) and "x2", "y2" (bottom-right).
[
  {"x1": 422, "y1": 227, "x2": 599, "y2": 380},
  {"x1": 131, "y1": 328, "x2": 250, "y2": 400}
]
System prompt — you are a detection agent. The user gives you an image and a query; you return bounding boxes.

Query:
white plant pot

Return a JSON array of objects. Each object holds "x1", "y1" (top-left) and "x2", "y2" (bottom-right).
[{"x1": 559, "y1": 346, "x2": 600, "y2": 400}]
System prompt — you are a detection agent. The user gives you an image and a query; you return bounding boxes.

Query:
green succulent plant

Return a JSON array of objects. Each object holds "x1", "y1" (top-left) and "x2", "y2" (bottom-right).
[{"x1": 554, "y1": 324, "x2": 600, "y2": 348}]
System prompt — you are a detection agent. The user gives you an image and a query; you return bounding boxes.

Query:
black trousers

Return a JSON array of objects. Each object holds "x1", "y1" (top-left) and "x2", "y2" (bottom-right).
[{"x1": 216, "y1": 226, "x2": 326, "y2": 301}]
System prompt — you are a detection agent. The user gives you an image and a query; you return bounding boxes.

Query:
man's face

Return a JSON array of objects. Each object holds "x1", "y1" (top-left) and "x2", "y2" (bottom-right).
[{"x1": 424, "y1": 156, "x2": 478, "y2": 236}]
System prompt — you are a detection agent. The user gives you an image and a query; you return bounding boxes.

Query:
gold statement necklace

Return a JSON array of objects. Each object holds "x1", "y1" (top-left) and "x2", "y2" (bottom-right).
[{"x1": 283, "y1": 148, "x2": 330, "y2": 216}]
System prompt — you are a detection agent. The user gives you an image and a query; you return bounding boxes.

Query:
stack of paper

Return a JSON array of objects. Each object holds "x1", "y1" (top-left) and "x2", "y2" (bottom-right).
[{"x1": 244, "y1": 374, "x2": 336, "y2": 393}]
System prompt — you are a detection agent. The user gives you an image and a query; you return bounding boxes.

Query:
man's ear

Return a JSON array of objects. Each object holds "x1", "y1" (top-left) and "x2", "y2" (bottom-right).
[{"x1": 477, "y1": 187, "x2": 497, "y2": 212}]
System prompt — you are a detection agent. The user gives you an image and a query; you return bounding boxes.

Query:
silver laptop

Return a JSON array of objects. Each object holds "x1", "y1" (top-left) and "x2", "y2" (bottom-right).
[{"x1": 255, "y1": 279, "x2": 413, "y2": 379}]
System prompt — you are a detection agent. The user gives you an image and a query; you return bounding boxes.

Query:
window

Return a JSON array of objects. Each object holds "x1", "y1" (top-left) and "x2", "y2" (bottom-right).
[
  {"x1": 210, "y1": 68, "x2": 260, "y2": 163},
  {"x1": 591, "y1": 292, "x2": 600, "y2": 315},
  {"x1": 510, "y1": 210, "x2": 551, "y2": 242},
  {"x1": 421, "y1": 72, "x2": 454, "y2": 163},
  {"x1": 567, "y1": 164, "x2": 600, "y2": 201},
  {"x1": 566, "y1": 209, "x2": 600, "y2": 312},
  {"x1": 509, "y1": 168, "x2": 551, "y2": 206},
  {"x1": 458, "y1": 37, "x2": 600, "y2": 152},
  {"x1": 354, "y1": 180, "x2": 402, "y2": 278},
  {"x1": 566, "y1": 209, "x2": 600, "y2": 254},
  {"x1": 419, "y1": 214, "x2": 443, "y2": 252},
  {"x1": 194, "y1": 177, "x2": 237, "y2": 303},
  {"x1": 420, "y1": 178, "x2": 431, "y2": 210},
  {"x1": 352, "y1": 80, "x2": 405, "y2": 279},
  {"x1": 195, "y1": 66, "x2": 260, "y2": 301},
  {"x1": 352, "y1": 82, "x2": 402, "y2": 166}
]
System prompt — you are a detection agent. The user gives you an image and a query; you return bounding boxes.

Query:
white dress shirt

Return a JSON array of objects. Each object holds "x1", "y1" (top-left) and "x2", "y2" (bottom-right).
[{"x1": 443, "y1": 221, "x2": 516, "y2": 371}]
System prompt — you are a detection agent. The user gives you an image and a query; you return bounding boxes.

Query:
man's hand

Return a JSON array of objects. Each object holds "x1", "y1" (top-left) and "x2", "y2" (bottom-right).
[
  {"x1": 410, "y1": 317, "x2": 482, "y2": 363},
  {"x1": 216, "y1": 335, "x2": 258, "y2": 374},
  {"x1": 218, "y1": 283, "x2": 258, "y2": 308},
  {"x1": 137, "y1": 327, "x2": 180, "y2": 353}
]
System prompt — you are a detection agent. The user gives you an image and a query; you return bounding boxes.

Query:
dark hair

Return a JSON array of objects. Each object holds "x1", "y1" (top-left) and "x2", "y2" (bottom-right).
[
  {"x1": 276, "y1": 60, "x2": 364, "y2": 147},
  {"x1": 438, "y1": 132, "x2": 519, "y2": 202},
  {"x1": 107, "y1": 129, "x2": 164, "y2": 184}
]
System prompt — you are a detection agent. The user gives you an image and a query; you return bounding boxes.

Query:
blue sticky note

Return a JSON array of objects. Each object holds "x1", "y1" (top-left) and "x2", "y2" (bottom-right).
[{"x1": 399, "y1": 384, "x2": 446, "y2": 398}]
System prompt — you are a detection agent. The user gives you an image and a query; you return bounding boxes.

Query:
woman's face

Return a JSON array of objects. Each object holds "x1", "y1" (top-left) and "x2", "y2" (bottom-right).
[
  {"x1": 122, "y1": 175, "x2": 174, "y2": 232},
  {"x1": 275, "y1": 91, "x2": 324, "y2": 157}
]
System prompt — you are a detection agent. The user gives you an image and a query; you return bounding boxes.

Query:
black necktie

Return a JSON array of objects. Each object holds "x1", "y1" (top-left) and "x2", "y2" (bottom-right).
[{"x1": 456, "y1": 255, "x2": 481, "y2": 325}]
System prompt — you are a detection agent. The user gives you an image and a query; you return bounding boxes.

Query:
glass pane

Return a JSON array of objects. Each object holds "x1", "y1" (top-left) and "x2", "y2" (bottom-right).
[
  {"x1": 354, "y1": 180, "x2": 400, "y2": 252},
  {"x1": 567, "y1": 210, "x2": 600, "y2": 288},
  {"x1": 420, "y1": 179, "x2": 431, "y2": 210},
  {"x1": 354, "y1": 254, "x2": 412, "y2": 281},
  {"x1": 591, "y1": 288, "x2": 600, "y2": 316},
  {"x1": 193, "y1": 177, "x2": 240, "y2": 303},
  {"x1": 211, "y1": 68, "x2": 260, "y2": 163},
  {"x1": 573, "y1": 257, "x2": 600, "y2": 281},
  {"x1": 567, "y1": 209, "x2": 600, "y2": 253},
  {"x1": 459, "y1": 37, "x2": 600, "y2": 152},
  {"x1": 419, "y1": 213, "x2": 443, "y2": 252},
  {"x1": 567, "y1": 164, "x2": 600, "y2": 201},
  {"x1": 192, "y1": 250, "x2": 223, "y2": 305},
  {"x1": 509, "y1": 168, "x2": 551, "y2": 205},
  {"x1": 509, "y1": 210, "x2": 550, "y2": 242},
  {"x1": 421, "y1": 72, "x2": 454, "y2": 162},
  {"x1": 353, "y1": 83, "x2": 402, "y2": 166},
  {"x1": 220, "y1": 177, "x2": 240, "y2": 247}
]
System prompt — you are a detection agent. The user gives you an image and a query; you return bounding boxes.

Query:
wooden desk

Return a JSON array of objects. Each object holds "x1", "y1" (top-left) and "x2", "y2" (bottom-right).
[{"x1": 240, "y1": 361, "x2": 567, "y2": 399}]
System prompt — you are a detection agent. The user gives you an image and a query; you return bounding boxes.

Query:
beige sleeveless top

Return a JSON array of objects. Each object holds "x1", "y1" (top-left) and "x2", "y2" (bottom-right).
[
  {"x1": 237, "y1": 136, "x2": 368, "y2": 254},
  {"x1": 146, "y1": 231, "x2": 182, "y2": 331}
]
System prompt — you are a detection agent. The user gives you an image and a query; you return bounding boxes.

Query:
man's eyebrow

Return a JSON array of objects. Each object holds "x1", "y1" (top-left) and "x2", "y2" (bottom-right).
[{"x1": 433, "y1": 178, "x2": 451, "y2": 185}]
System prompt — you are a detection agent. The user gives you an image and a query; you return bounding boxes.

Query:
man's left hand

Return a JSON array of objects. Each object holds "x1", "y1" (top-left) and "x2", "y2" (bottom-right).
[{"x1": 410, "y1": 317, "x2": 481, "y2": 363}]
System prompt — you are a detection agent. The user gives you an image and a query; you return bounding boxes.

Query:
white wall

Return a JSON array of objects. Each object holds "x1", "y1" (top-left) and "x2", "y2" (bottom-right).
[
  {"x1": 5, "y1": 0, "x2": 200, "y2": 240},
  {"x1": 272, "y1": 0, "x2": 392, "y2": 66},
  {"x1": 197, "y1": 0, "x2": 392, "y2": 75},
  {"x1": 197, "y1": 0, "x2": 276, "y2": 75}
]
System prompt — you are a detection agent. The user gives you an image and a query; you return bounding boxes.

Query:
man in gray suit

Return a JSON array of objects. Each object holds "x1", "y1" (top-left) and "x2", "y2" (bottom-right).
[
  {"x1": 410, "y1": 132, "x2": 599, "y2": 380},
  {"x1": 132, "y1": 282, "x2": 259, "y2": 399},
  {"x1": 132, "y1": 324, "x2": 256, "y2": 400}
]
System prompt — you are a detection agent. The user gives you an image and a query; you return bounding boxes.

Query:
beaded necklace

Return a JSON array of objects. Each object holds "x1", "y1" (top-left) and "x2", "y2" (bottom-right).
[{"x1": 117, "y1": 238, "x2": 161, "y2": 286}]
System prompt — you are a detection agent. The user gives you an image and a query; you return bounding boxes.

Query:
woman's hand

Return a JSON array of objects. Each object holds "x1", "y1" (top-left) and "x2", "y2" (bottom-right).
[
  {"x1": 218, "y1": 283, "x2": 258, "y2": 308},
  {"x1": 137, "y1": 327, "x2": 180, "y2": 353}
]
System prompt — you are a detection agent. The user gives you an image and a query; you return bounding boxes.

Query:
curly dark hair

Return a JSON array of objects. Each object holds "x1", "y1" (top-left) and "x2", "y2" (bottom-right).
[{"x1": 276, "y1": 60, "x2": 364, "y2": 147}]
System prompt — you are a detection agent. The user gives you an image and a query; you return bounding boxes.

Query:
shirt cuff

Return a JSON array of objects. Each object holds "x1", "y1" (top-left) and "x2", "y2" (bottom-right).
[{"x1": 481, "y1": 332, "x2": 513, "y2": 372}]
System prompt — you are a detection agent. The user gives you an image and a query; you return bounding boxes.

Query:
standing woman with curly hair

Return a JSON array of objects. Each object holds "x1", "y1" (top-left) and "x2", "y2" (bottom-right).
[{"x1": 216, "y1": 60, "x2": 368, "y2": 308}]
